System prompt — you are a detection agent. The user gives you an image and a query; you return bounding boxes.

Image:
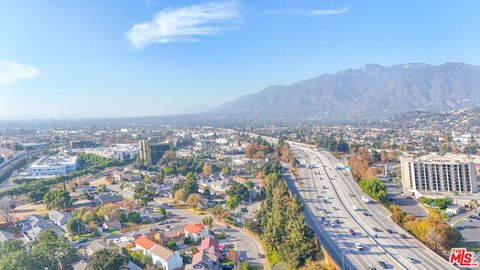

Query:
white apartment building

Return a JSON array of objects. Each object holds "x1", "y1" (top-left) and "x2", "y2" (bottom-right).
[
  {"x1": 25, "y1": 155, "x2": 78, "y2": 179},
  {"x1": 400, "y1": 153, "x2": 479, "y2": 197},
  {"x1": 84, "y1": 144, "x2": 139, "y2": 161}
]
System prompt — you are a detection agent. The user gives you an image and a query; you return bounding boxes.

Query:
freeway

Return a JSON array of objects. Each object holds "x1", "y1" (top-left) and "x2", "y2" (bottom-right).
[
  {"x1": 295, "y1": 144, "x2": 457, "y2": 270},
  {"x1": 247, "y1": 133, "x2": 457, "y2": 269},
  {"x1": 289, "y1": 148, "x2": 400, "y2": 270}
]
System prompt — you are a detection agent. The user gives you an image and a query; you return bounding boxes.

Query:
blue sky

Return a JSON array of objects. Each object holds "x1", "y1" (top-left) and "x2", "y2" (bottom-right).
[{"x1": 0, "y1": 0, "x2": 479, "y2": 119}]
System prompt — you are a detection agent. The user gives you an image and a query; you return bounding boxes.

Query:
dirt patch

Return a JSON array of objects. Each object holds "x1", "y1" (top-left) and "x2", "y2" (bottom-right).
[{"x1": 9, "y1": 203, "x2": 48, "y2": 221}]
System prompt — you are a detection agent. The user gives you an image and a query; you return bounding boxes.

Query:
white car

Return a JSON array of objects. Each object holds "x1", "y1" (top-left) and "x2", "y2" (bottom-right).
[{"x1": 354, "y1": 243, "x2": 363, "y2": 250}]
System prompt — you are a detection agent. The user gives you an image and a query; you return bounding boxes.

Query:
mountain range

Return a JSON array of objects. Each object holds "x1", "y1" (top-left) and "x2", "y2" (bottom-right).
[{"x1": 210, "y1": 62, "x2": 480, "y2": 119}]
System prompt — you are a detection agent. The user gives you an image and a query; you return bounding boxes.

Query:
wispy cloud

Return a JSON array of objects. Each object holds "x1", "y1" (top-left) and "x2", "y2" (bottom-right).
[
  {"x1": 126, "y1": 1, "x2": 241, "y2": 48},
  {"x1": 0, "y1": 60, "x2": 38, "y2": 85},
  {"x1": 267, "y1": 7, "x2": 349, "y2": 16}
]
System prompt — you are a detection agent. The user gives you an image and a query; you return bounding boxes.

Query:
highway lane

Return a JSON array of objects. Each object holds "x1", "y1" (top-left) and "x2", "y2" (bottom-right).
[
  {"x1": 288, "y1": 149, "x2": 400, "y2": 269},
  {"x1": 249, "y1": 134, "x2": 457, "y2": 269},
  {"x1": 313, "y1": 149, "x2": 457, "y2": 270}
]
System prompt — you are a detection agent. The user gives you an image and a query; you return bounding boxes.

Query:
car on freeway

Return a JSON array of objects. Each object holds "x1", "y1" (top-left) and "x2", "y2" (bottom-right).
[
  {"x1": 368, "y1": 267, "x2": 377, "y2": 270},
  {"x1": 354, "y1": 243, "x2": 363, "y2": 250},
  {"x1": 464, "y1": 218, "x2": 472, "y2": 222},
  {"x1": 322, "y1": 220, "x2": 329, "y2": 226},
  {"x1": 330, "y1": 222, "x2": 336, "y2": 227},
  {"x1": 372, "y1": 227, "x2": 380, "y2": 232},
  {"x1": 378, "y1": 261, "x2": 388, "y2": 269},
  {"x1": 386, "y1": 228, "x2": 393, "y2": 234},
  {"x1": 334, "y1": 219, "x2": 339, "y2": 224},
  {"x1": 400, "y1": 234, "x2": 408, "y2": 239},
  {"x1": 363, "y1": 212, "x2": 369, "y2": 216},
  {"x1": 352, "y1": 204, "x2": 358, "y2": 211},
  {"x1": 349, "y1": 229, "x2": 355, "y2": 235}
]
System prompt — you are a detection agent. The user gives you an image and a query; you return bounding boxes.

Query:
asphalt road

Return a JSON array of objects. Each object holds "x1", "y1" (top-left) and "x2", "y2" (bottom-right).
[
  {"x1": 288, "y1": 150, "x2": 398, "y2": 270},
  {"x1": 152, "y1": 204, "x2": 265, "y2": 266},
  {"x1": 312, "y1": 147, "x2": 457, "y2": 270}
]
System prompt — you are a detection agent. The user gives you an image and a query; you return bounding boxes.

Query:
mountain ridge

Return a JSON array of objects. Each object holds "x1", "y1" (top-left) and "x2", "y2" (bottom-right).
[{"x1": 210, "y1": 62, "x2": 480, "y2": 119}]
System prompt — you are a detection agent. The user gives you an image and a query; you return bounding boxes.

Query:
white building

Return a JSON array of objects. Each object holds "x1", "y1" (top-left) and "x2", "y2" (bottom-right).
[
  {"x1": 400, "y1": 153, "x2": 479, "y2": 197},
  {"x1": 135, "y1": 236, "x2": 183, "y2": 270},
  {"x1": 84, "y1": 144, "x2": 139, "y2": 161},
  {"x1": 25, "y1": 155, "x2": 77, "y2": 179}
]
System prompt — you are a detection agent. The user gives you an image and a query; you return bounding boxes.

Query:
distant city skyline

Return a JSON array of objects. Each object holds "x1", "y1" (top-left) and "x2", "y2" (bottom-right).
[{"x1": 1, "y1": 0, "x2": 480, "y2": 119}]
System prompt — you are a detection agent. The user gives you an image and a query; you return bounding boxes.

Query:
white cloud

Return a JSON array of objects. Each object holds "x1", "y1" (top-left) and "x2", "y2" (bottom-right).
[
  {"x1": 126, "y1": 1, "x2": 241, "y2": 48},
  {"x1": 267, "y1": 7, "x2": 349, "y2": 16},
  {"x1": 0, "y1": 61, "x2": 38, "y2": 85}
]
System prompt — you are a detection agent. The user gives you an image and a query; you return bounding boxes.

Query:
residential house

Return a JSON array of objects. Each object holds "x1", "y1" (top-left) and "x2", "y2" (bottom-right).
[
  {"x1": 198, "y1": 237, "x2": 220, "y2": 256},
  {"x1": 84, "y1": 240, "x2": 108, "y2": 258},
  {"x1": 20, "y1": 215, "x2": 61, "y2": 242},
  {"x1": 72, "y1": 260, "x2": 88, "y2": 270},
  {"x1": 0, "y1": 231, "x2": 14, "y2": 243},
  {"x1": 48, "y1": 210, "x2": 72, "y2": 231},
  {"x1": 184, "y1": 223, "x2": 209, "y2": 242},
  {"x1": 103, "y1": 220, "x2": 122, "y2": 232},
  {"x1": 134, "y1": 236, "x2": 183, "y2": 270},
  {"x1": 185, "y1": 250, "x2": 219, "y2": 270},
  {"x1": 154, "y1": 226, "x2": 185, "y2": 245},
  {"x1": 98, "y1": 193, "x2": 123, "y2": 205}
]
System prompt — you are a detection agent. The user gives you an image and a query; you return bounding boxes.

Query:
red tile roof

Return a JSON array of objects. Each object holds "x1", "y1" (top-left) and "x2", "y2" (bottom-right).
[
  {"x1": 184, "y1": 223, "x2": 205, "y2": 235},
  {"x1": 199, "y1": 237, "x2": 219, "y2": 253},
  {"x1": 135, "y1": 236, "x2": 156, "y2": 250}
]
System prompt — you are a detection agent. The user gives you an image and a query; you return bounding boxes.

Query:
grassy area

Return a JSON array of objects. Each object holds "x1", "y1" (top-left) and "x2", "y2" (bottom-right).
[{"x1": 71, "y1": 232, "x2": 94, "y2": 241}]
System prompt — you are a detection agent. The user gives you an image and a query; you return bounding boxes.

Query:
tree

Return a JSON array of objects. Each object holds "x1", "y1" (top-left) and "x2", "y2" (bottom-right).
[
  {"x1": 0, "y1": 240, "x2": 35, "y2": 270},
  {"x1": 236, "y1": 261, "x2": 256, "y2": 270},
  {"x1": 174, "y1": 188, "x2": 187, "y2": 203},
  {"x1": 203, "y1": 188, "x2": 211, "y2": 197},
  {"x1": 226, "y1": 183, "x2": 249, "y2": 202},
  {"x1": 202, "y1": 216, "x2": 214, "y2": 229},
  {"x1": 211, "y1": 205, "x2": 230, "y2": 224},
  {"x1": 161, "y1": 150, "x2": 176, "y2": 164},
  {"x1": 127, "y1": 212, "x2": 142, "y2": 224},
  {"x1": 203, "y1": 162, "x2": 213, "y2": 176},
  {"x1": 31, "y1": 230, "x2": 76, "y2": 269},
  {"x1": 134, "y1": 184, "x2": 155, "y2": 206},
  {"x1": 221, "y1": 166, "x2": 231, "y2": 176},
  {"x1": 186, "y1": 194, "x2": 203, "y2": 212},
  {"x1": 43, "y1": 189, "x2": 72, "y2": 210},
  {"x1": 184, "y1": 172, "x2": 198, "y2": 195},
  {"x1": 98, "y1": 184, "x2": 107, "y2": 193},
  {"x1": 66, "y1": 218, "x2": 87, "y2": 236},
  {"x1": 158, "y1": 207, "x2": 166, "y2": 216},
  {"x1": 240, "y1": 207, "x2": 248, "y2": 215},
  {"x1": 89, "y1": 249, "x2": 126, "y2": 270},
  {"x1": 226, "y1": 195, "x2": 240, "y2": 210}
]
